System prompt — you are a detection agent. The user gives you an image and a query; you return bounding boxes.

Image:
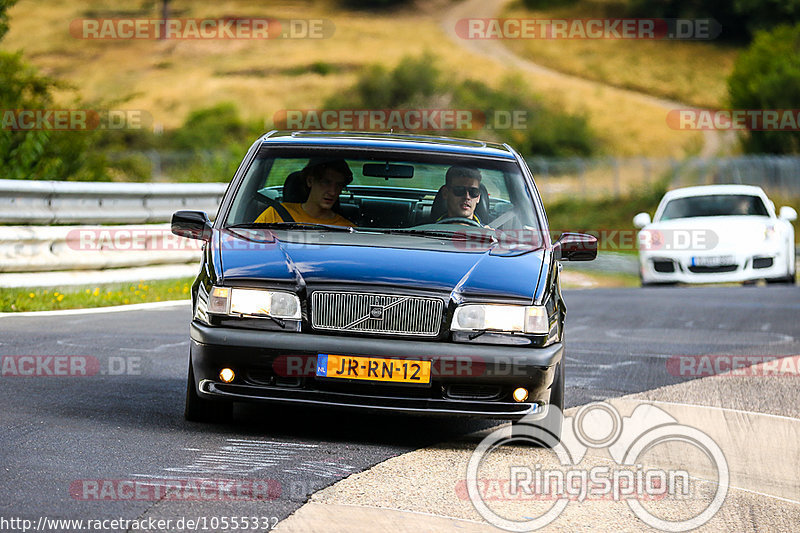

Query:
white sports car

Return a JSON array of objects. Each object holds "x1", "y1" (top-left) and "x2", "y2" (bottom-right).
[{"x1": 634, "y1": 185, "x2": 797, "y2": 285}]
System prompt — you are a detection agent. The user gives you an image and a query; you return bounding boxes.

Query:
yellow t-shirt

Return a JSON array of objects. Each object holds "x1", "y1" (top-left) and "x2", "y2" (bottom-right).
[{"x1": 255, "y1": 202, "x2": 354, "y2": 227}]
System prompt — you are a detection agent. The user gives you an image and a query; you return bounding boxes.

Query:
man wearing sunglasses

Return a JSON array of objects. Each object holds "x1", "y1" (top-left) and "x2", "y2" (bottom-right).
[{"x1": 439, "y1": 165, "x2": 484, "y2": 225}]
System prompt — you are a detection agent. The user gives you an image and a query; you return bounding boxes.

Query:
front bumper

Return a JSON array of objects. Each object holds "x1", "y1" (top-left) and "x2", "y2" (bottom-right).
[
  {"x1": 190, "y1": 322, "x2": 563, "y2": 420},
  {"x1": 639, "y1": 249, "x2": 792, "y2": 284}
]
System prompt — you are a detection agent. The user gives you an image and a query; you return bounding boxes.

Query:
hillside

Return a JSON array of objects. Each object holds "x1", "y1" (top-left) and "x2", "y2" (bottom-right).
[{"x1": 3, "y1": 0, "x2": 714, "y2": 157}]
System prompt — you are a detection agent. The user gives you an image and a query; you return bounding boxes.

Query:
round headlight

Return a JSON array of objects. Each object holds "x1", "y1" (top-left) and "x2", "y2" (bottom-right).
[
  {"x1": 270, "y1": 292, "x2": 299, "y2": 318},
  {"x1": 456, "y1": 305, "x2": 485, "y2": 330}
]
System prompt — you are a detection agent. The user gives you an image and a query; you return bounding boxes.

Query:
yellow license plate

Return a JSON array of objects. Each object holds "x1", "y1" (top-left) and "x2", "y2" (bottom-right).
[{"x1": 316, "y1": 354, "x2": 431, "y2": 384}]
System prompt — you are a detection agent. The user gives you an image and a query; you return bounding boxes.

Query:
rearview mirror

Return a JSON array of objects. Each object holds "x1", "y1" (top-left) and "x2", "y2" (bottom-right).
[
  {"x1": 554, "y1": 232, "x2": 597, "y2": 261},
  {"x1": 171, "y1": 210, "x2": 212, "y2": 241},
  {"x1": 362, "y1": 163, "x2": 414, "y2": 179},
  {"x1": 633, "y1": 212, "x2": 651, "y2": 228},
  {"x1": 779, "y1": 206, "x2": 798, "y2": 222}
]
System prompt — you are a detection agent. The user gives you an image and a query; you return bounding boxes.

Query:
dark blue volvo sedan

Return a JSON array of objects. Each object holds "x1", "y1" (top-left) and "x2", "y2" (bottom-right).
[{"x1": 172, "y1": 131, "x2": 596, "y2": 442}]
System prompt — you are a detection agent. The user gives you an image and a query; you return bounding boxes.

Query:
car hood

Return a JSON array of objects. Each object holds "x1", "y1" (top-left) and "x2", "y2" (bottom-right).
[
  {"x1": 644, "y1": 216, "x2": 774, "y2": 249},
  {"x1": 215, "y1": 229, "x2": 545, "y2": 302}
]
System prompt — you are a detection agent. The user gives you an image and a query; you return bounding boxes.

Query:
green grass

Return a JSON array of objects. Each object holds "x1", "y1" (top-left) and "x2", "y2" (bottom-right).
[
  {"x1": 561, "y1": 269, "x2": 640, "y2": 289},
  {"x1": 0, "y1": 277, "x2": 193, "y2": 312},
  {"x1": 545, "y1": 183, "x2": 667, "y2": 251}
]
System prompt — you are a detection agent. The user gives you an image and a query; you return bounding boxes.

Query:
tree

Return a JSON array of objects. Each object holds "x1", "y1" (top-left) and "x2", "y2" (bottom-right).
[
  {"x1": 728, "y1": 23, "x2": 800, "y2": 153},
  {"x1": 0, "y1": 0, "x2": 17, "y2": 42},
  {"x1": 0, "y1": 0, "x2": 110, "y2": 180}
]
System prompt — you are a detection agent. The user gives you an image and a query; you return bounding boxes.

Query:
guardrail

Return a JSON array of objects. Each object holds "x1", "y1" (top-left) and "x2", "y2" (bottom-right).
[
  {"x1": 0, "y1": 224, "x2": 201, "y2": 273},
  {"x1": 0, "y1": 179, "x2": 228, "y2": 224}
]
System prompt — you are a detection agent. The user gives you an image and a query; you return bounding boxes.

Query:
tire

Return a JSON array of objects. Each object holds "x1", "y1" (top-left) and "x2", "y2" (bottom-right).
[
  {"x1": 766, "y1": 276, "x2": 795, "y2": 285},
  {"x1": 185, "y1": 356, "x2": 233, "y2": 423},
  {"x1": 512, "y1": 359, "x2": 564, "y2": 447}
]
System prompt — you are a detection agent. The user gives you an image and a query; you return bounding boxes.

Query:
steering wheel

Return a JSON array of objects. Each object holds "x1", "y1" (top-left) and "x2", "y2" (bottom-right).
[{"x1": 435, "y1": 216, "x2": 482, "y2": 227}]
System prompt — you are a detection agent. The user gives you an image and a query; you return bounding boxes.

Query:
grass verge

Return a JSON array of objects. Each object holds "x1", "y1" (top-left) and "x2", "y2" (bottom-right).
[
  {"x1": 0, "y1": 277, "x2": 193, "y2": 312},
  {"x1": 561, "y1": 269, "x2": 639, "y2": 289}
]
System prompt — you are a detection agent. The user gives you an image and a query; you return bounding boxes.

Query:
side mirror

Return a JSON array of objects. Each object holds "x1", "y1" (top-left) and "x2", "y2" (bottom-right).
[
  {"x1": 171, "y1": 210, "x2": 212, "y2": 242},
  {"x1": 554, "y1": 232, "x2": 597, "y2": 261},
  {"x1": 633, "y1": 212, "x2": 651, "y2": 228},
  {"x1": 779, "y1": 206, "x2": 798, "y2": 222}
]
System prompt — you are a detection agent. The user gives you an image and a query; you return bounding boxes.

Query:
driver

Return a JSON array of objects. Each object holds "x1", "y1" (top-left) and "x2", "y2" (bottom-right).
[
  {"x1": 438, "y1": 166, "x2": 483, "y2": 225},
  {"x1": 255, "y1": 159, "x2": 355, "y2": 226}
]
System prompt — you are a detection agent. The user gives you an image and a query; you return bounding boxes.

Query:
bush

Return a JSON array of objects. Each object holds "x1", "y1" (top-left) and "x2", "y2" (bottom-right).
[
  {"x1": 728, "y1": 23, "x2": 800, "y2": 154},
  {"x1": 324, "y1": 54, "x2": 598, "y2": 157},
  {"x1": 337, "y1": 0, "x2": 409, "y2": 10},
  {"x1": 521, "y1": 0, "x2": 579, "y2": 9},
  {"x1": 626, "y1": 0, "x2": 800, "y2": 42},
  {"x1": 0, "y1": 52, "x2": 112, "y2": 181},
  {"x1": 168, "y1": 102, "x2": 251, "y2": 151}
]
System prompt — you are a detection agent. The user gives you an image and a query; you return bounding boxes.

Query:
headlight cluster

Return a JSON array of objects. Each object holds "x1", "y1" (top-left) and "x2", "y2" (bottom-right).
[
  {"x1": 208, "y1": 286, "x2": 301, "y2": 319},
  {"x1": 451, "y1": 304, "x2": 549, "y2": 334}
]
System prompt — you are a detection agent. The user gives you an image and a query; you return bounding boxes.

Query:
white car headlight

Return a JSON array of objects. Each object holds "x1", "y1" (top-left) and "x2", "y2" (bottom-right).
[
  {"x1": 452, "y1": 304, "x2": 549, "y2": 334},
  {"x1": 208, "y1": 286, "x2": 301, "y2": 320}
]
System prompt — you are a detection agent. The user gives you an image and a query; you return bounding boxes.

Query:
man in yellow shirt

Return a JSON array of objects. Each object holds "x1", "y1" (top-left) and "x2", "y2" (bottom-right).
[{"x1": 255, "y1": 159, "x2": 355, "y2": 226}]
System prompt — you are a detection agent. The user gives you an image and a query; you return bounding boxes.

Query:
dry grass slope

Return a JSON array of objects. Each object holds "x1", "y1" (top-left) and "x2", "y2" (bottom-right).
[
  {"x1": 5, "y1": 0, "x2": 706, "y2": 156},
  {"x1": 501, "y1": 2, "x2": 739, "y2": 110}
]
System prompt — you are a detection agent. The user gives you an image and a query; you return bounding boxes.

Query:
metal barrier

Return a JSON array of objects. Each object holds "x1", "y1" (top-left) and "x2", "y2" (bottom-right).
[
  {"x1": 0, "y1": 179, "x2": 228, "y2": 225},
  {"x1": 0, "y1": 224, "x2": 202, "y2": 273}
]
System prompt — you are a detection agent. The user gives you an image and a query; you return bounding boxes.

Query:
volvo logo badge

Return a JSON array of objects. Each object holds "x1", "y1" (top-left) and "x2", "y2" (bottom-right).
[{"x1": 369, "y1": 305, "x2": 384, "y2": 320}]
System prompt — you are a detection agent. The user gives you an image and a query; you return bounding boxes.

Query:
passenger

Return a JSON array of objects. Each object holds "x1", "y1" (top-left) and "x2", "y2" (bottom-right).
[
  {"x1": 255, "y1": 159, "x2": 355, "y2": 226},
  {"x1": 438, "y1": 165, "x2": 483, "y2": 225}
]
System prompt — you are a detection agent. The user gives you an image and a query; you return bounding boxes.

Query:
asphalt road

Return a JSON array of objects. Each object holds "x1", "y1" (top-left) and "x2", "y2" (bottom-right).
[{"x1": 1, "y1": 286, "x2": 799, "y2": 531}]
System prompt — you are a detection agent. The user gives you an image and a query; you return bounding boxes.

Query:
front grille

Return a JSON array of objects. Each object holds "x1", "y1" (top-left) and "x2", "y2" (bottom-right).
[
  {"x1": 688, "y1": 264, "x2": 738, "y2": 274},
  {"x1": 311, "y1": 291, "x2": 443, "y2": 336}
]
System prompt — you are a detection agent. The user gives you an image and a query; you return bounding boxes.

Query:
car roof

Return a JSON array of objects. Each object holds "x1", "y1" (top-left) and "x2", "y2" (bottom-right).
[
  {"x1": 663, "y1": 184, "x2": 768, "y2": 201},
  {"x1": 258, "y1": 130, "x2": 518, "y2": 160}
]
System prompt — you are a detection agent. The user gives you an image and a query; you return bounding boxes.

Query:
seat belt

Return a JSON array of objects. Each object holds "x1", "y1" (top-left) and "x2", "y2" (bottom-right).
[{"x1": 272, "y1": 202, "x2": 294, "y2": 223}]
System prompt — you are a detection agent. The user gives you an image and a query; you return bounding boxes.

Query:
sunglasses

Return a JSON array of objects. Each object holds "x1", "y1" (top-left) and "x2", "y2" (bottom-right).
[{"x1": 449, "y1": 186, "x2": 481, "y2": 198}]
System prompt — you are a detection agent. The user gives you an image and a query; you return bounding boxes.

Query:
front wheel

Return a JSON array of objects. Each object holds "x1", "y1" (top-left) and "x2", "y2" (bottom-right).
[{"x1": 185, "y1": 355, "x2": 232, "y2": 423}]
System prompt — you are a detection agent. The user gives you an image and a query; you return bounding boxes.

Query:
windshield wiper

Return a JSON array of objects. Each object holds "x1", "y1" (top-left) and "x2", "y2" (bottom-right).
[
  {"x1": 377, "y1": 228, "x2": 498, "y2": 243},
  {"x1": 226, "y1": 222, "x2": 355, "y2": 232}
]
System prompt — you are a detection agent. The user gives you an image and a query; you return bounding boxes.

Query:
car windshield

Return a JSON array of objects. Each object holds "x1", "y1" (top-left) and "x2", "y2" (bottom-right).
[
  {"x1": 660, "y1": 194, "x2": 769, "y2": 221},
  {"x1": 223, "y1": 146, "x2": 543, "y2": 244}
]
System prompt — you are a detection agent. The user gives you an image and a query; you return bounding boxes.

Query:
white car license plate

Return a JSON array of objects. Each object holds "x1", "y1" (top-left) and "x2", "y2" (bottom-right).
[{"x1": 691, "y1": 255, "x2": 735, "y2": 267}]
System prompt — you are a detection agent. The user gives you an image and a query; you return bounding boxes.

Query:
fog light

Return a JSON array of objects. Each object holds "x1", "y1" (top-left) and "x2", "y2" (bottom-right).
[
  {"x1": 512, "y1": 387, "x2": 529, "y2": 402},
  {"x1": 219, "y1": 368, "x2": 235, "y2": 383}
]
